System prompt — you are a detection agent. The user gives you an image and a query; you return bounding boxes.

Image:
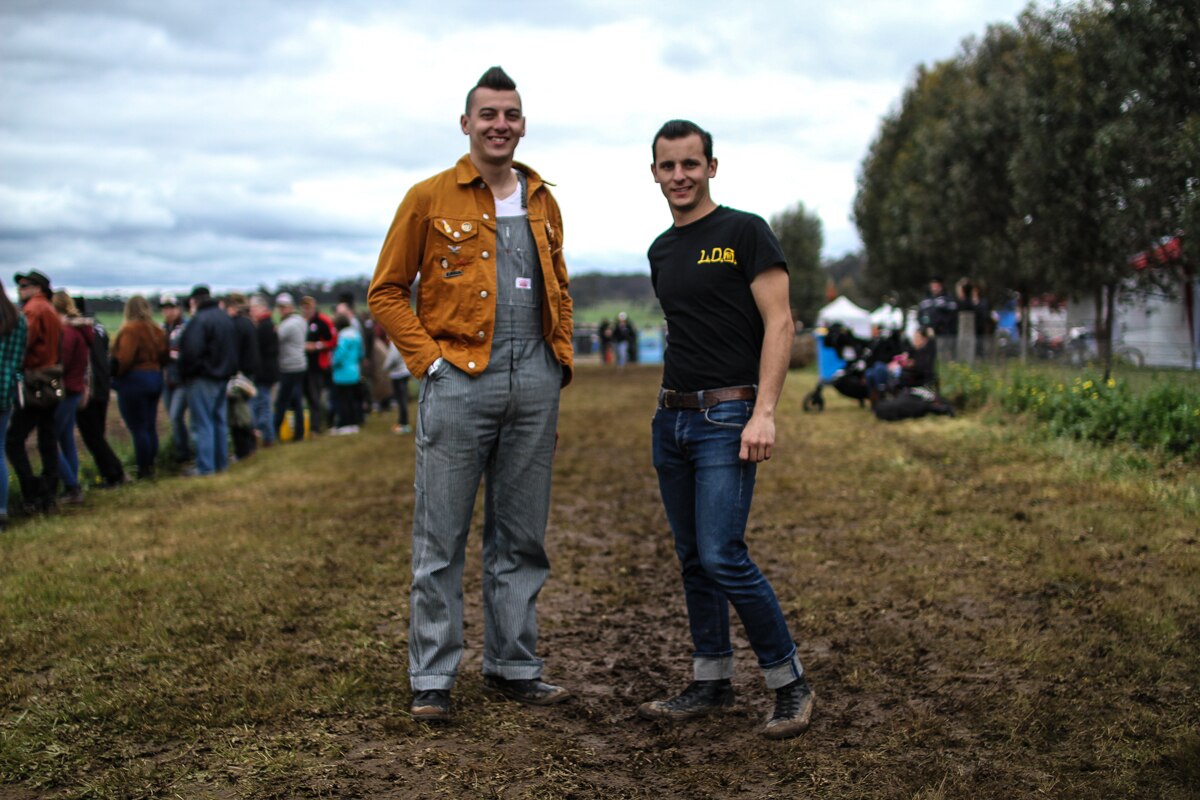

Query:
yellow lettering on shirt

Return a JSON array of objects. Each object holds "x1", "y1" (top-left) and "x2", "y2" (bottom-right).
[{"x1": 697, "y1": 247, "x2": 738, "y2": 266}]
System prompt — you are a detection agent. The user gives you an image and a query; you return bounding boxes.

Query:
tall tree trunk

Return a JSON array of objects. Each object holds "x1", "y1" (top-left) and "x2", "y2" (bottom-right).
[{"x1": 1100, "y1": 282, "x2": 1116, "y2": 382}]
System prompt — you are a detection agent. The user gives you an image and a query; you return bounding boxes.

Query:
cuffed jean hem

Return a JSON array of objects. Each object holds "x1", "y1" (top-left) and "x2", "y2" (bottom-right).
[
  {"x1": 482, "y1": 656, "x2": 545, "y2": 681},
  {"x1": 762, "y1": 649, "x2": 805, "y2": 690},
  {"x1": 693, "y1": 655, "x2": 734, "y2": 682},
  {"x1": 409, "y1": 671, "x2": 458, "y2": 692}
]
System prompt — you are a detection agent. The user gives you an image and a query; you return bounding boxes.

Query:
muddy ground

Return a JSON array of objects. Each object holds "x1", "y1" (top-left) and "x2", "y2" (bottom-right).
[
  {"x1": 4, "y1": 364, "x2": 1197, "y2": 799},
  {"x1": 307, "y1": 366, "x2": 1197, "y2": 799}
]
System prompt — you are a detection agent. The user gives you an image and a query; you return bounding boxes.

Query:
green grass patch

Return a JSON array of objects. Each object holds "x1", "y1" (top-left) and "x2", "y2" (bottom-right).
[
  {"x1": 2, "y1": 365, "x2": 1198, "y2": 798},
  {"x1": 941, "y1": 362, "x2": 1200, "y2": 462}
]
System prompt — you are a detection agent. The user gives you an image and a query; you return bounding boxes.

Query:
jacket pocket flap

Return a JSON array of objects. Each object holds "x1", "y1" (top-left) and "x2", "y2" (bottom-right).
[{"x1": 432, "y1": 218, "x2": 480, "y2": 243}]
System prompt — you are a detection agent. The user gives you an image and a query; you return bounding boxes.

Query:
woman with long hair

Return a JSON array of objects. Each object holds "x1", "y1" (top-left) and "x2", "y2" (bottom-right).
[
  {"x1": 52, "y1": 291, "x2": 93, "y2": 504},
  {"x1": 111, "y1": 295, "x2": 169, "y2": 479},
  {"x1": 0, "y1": 279, "x2": 28, "y2": 529}
]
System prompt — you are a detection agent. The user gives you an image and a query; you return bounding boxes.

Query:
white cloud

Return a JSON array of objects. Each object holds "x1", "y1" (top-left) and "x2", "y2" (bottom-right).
[{"x1": 0, "y1": 0, "x2": 1032, "y2": 293}]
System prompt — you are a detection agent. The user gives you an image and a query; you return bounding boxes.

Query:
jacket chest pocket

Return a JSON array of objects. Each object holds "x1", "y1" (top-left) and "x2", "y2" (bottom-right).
[{"x1": 430, "y1": 217, "x2": 482, "y2": 275}]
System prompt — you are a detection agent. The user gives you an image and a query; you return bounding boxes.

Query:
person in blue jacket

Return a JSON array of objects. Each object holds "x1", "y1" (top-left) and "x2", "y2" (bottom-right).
[{"x1": 330, "y1": 314, "x2": 363, "y2": 435}]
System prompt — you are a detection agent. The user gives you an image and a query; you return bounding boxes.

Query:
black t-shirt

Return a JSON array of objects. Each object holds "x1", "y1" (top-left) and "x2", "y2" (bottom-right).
[{"x1": 649, "y1": 206, "x2": 787, "y2": 391}]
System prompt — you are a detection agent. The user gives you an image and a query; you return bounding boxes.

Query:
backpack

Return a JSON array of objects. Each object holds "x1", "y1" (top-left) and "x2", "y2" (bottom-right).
[{"x1": 86, "y1": 321, "x2": 113, "y2": 400}]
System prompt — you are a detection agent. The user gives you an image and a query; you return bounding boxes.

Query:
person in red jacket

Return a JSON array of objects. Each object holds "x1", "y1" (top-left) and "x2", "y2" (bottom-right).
[
  {"x1": 300, "y1": 296, "x2": 336, "y2": 434},
  {"x1": 51, "y1": 291, "x2": 93, "y2": 504},
  {"x1": 6, "y1": 270, "x2": 64, "y2": 514}
]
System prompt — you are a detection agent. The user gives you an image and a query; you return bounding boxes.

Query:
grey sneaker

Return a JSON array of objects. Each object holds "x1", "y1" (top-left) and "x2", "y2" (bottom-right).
[
  {"x1": 483, "y1": 675, "x2": 571, "y2": 706},
  {"x1": 410, "y1": 690, "x2": 451, "y2": 722},
  {"x1": 761, "y1": 679, "x2": 815, "y2": 740},
  {"x1": 637, "y1": 680, "x2": 735, "y2": 721}
]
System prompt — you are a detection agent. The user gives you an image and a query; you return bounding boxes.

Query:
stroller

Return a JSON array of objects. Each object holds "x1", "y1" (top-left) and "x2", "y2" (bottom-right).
[{"x1": 802, "y1": 324, "x2": 904, "y2": 412}]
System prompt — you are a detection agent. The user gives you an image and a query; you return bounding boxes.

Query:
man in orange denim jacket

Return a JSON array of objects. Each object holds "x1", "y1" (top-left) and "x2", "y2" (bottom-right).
[{"x1": 368, "y1": 66, "x2": 573, "y2": 723}]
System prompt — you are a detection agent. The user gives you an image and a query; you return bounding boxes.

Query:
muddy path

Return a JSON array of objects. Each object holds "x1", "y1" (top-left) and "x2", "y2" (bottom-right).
[
  {"x1": 10, "y1": 364, "x2": 1195, "y2": 799},
  {"x1": 320, "y1": 365, "x2": 1199, "y2": 799}
]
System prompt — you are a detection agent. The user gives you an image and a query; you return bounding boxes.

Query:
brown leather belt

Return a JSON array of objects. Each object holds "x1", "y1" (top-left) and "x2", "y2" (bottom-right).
[{"x1": 658, "y1": 385, "x2": 757, "y2": 410}]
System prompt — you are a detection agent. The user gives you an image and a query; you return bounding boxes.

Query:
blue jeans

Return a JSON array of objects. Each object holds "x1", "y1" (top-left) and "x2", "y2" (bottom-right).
[
  {"x1": 187, "y1": 377, "x2": 228, "y2": 475},
  {"x1": 273, "y1": 371, "x2": 306, "y2": 442},
  {"x1": 116, "y1": 369, "x2": 164, "y2": 477},
  {"x1": 252, "y1": 381, "x2": 276, "y2": 444},
  {"x1": 864, "y1": 362, "x2": 892, "y2": 393},
  {"x1": 652, "y1": 399, "x2": 803, "y2": 689},
  {"x1": 54, "y1": 392, "x2": 82, "y2": 490},
  {"x1": 163, "y1": 382, "x2": 191, "y2": 461}
]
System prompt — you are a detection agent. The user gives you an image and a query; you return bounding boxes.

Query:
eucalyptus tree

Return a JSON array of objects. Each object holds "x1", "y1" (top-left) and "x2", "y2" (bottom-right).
[
  {"x1": 854, "y1": 62, "x2": 967, "y2": 309},
  {"x1": 1013, "y1": 0, "x2": 1198, "y2": 370}
]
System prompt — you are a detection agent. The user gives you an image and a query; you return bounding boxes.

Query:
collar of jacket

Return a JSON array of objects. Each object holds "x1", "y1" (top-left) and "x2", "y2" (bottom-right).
[
  {"x1": 453, "y1": 154, "x2": 555, "y2": 195},
  {"x1": 23, "y1": 293, "x2": 53, "y2": 312}
]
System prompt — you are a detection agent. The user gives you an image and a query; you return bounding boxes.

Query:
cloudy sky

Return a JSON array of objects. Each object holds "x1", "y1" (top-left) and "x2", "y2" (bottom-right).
[{"x1": 1, "y1": 0, "x2": 1032, "y2": 296}]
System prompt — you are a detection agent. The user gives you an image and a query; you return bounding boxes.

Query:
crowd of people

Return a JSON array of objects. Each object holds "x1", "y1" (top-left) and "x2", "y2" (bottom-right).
[
  {"x1": 596, "y1": 313, "x2": 638, "y2": 366},
  {"x1": 0, "y1": 269, "x2": 413, "y2": 528}
]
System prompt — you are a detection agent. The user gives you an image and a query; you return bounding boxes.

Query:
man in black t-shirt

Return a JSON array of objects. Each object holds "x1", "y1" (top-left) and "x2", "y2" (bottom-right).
[{"x1": 637, "y1": 120, "x2": 814, "y2": 741}]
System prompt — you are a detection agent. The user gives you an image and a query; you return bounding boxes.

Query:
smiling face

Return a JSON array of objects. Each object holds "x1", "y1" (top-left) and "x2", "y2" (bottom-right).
[
  {"x1": 652, "y1": 132, "x2": 718, "y2": 225},
  {"x1": 461, "y1": 87, "x2": 525, "y2": 168}
]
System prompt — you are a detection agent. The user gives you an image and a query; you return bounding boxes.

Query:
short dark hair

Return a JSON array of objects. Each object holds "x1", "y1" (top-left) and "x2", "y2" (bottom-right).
[
  {"x1": 652, "y1": 120, "x2": 714, "y2": 163},
  {"x1": 465, "y1": 66, "x2": 518, "y2": 114}
]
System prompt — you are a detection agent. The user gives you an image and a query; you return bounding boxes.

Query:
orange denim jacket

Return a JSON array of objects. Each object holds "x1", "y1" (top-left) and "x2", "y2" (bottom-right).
[{"x1": 368, "y1": 155, "x2": 574, "y2": 386}]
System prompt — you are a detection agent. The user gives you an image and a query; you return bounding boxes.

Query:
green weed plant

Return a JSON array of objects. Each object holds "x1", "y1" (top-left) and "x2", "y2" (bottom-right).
[{"x1": 941, "y1": 362, "x2": 1200, "y2": 462}]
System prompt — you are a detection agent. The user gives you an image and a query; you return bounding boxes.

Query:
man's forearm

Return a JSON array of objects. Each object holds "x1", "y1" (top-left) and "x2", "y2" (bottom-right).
[{"x1": 755, "y1": 315, "x2": 793, "y2": 416}]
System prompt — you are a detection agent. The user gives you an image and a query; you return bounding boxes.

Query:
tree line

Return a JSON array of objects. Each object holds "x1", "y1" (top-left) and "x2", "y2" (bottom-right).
[{"x1": 852, "y1": 0, "x2": 1197, "y2": 360}]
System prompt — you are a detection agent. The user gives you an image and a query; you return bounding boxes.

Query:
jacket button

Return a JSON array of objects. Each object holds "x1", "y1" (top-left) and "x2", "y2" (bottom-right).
[
  {"x1": 453, "y1": 231, "x2": 461, "y2": 239},
  {"x1": 441, "y1": 258, "x2": 448, "y2": 268},
  {"x1": 480, "y1": 290, "x2": 488, "y2": 298},
  {"x1": 483, "y1": 213, "x2": 490, "y2": 220},
  {"x1": 482, "y1": 251, "x2": 489, "y2": 259},
  {"x1": 477, "y1": 331, "x2": 485, "y2": 339},
  {"x1": 468, "y1": 361, "x2": 476, "y2": 369}
]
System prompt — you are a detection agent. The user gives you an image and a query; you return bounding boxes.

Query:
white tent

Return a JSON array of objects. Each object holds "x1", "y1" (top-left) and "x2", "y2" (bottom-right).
[
  {"x1": 869, "y1": 304, "x2": 905, "y2": 331},
  {"x1": 817, "y1": 296, "x2": 873, "y2": 338}
]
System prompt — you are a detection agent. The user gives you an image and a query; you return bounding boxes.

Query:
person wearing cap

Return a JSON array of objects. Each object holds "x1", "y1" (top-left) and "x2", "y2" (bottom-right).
[
  {"x1": 178, "y1": 285, "x2": 237, "y2": 475},
  {"x1": 368, "y1": 66, "x2": 574, "y2": 722},
  {"x1": 6, "y1": 270, "x2": 64, "y2": 513},
  {"x1": 272, "y1": 293, "x2": 307, "y2": 442},
  {"x1": 159, "y1": 293, "x2": 191, "y2": 463}
]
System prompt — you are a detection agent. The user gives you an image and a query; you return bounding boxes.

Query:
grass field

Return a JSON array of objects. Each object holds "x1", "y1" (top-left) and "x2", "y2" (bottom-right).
[{"x1": 2, "y1": 364, "x2": 1198, "y2": 799}]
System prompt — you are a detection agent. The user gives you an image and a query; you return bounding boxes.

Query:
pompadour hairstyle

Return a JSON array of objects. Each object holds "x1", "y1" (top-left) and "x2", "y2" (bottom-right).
[
  {"x1": 465, "y1": 66, "x2": 518, "y2": 114},
  {"x1": 652, "y1": 119, "x2": 714, "y2": 163}
]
